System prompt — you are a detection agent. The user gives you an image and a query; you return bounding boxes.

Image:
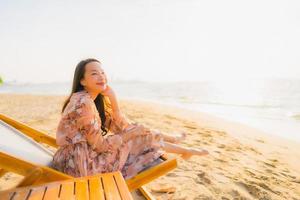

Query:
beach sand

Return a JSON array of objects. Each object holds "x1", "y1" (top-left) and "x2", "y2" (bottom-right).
[{"x1": 0, "y1": 94, "x2": 300, "y2": 199}]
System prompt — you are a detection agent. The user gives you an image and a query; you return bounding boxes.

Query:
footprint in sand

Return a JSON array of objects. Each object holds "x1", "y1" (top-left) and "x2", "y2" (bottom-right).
[
  {"x1": 194, "y1": 139, "x2": 204, "y2": 145},
  {"x1": 262, "y1": 161, "x2": 277, "y2": 168},
  {"x1": 163, "y1": 120, "x2": 172, "y2": 125},
  {"x1": 166, "y1": 172, "x2": 178, "y2": 177},
  {"x1": 268, "y1": 158, "x2": 279, "y2": 163},
  {"x1": 264, "y1": 168, "x2": 276, "y2": 174},
  {"x1": 225, "y1": 145, "x2": 242, "y2": 152},
  {"x1": 221, "y1": 196, "x2": 231, "y2": 200},
  {"x1": 227, "y1": 189, "x2": 250, "y2": 200},
  {"x1": 183, "y1": 125, "x2": 197, "y2": 130},
  {"x1": 244, "y1": 169, "x2": 256, "y2": 176},
  {"x1": 257, "y1": 182, "x2": 281, "y2": 195},
  {"x1": 256, "y1": 139, "x2": 265, "y2": 143},
  {"x1": 217, "y1": 144, "x2": 226, "y2": 148},
  {"x1": 245, "y1": 146, "x2": 262, "y2": 155},
  {"x1": 231, "y1": 157, "x2": 239, "y2": 161},
  {"x1": 282, "y1": 168, "x2": 290, "y2": 173},
  {"x1": 197, "y1": 132, "x2": 213, "y2": 137},
  {"x1": 291, "y1": 179, "x2": 300, "y2": 184},
  {"x1": 163, "y1": 114, "x2": 180, "y2": 121},
  {"x1": 280, "y1": 172, "x2": 296, "y2": 180},
  {"x1": 215, "y1": 130, "x2": 227, "y2": 137},
  {"x1": 150, "y1": 183, "x2": 176, "y2": 194},
  {"x1": 214, "y1": 158, "x2": 227, "y2": 163},
  {"x1": 194, "y1": 194, "x2": 213, "y2": 200},
  {"x1": 194, "y1": 171, "x2": 212, "y2": 185},
  {"x1": 235, "y1": 181, "x2": 272, "y2": 199},
  {"x1": 258, "y1": 176, "x2": 270, "y2": 181}
]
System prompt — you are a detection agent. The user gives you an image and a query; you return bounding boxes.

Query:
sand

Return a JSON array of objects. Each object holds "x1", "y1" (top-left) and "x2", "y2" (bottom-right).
[{"x1": 0, "y1": 94, "x2": 300, "y2": 200}]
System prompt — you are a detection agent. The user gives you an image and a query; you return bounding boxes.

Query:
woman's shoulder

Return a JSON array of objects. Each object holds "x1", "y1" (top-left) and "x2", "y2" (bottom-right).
[
  {"x1": 63, "y1": 90, "x2": 94, "y2": 115},
  {"x1": 70, "y1": 90, "x2": 93, "y2": 105}
]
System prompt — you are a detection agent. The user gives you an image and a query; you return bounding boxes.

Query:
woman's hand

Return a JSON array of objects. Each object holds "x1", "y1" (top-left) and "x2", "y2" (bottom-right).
[
  {"x1": 101, "y1": 85, "x2": 115, "y2": 97},
  {"x1": 112, "y1": 110, "x2": 121, "y2": 121},
  {"x1": 101, "y1": 85, "x2": 122, "y2": 119},
  {"x1": 112, "y1": 111, "x2": 132, "y2": 130},
  {"x1": 100, "y1": 85, "x2": 132, "y2": 132}
]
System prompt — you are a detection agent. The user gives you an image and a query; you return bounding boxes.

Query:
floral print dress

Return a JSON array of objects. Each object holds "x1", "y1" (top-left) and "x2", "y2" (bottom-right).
[{"x1": 52, "y1": 90, "x2": 165, "y2": 179}]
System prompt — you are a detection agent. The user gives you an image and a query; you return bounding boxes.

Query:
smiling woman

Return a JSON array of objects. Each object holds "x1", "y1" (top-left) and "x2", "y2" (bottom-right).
[{"x1": 52, "y1": 58, "x2": 208, "y2": 179}]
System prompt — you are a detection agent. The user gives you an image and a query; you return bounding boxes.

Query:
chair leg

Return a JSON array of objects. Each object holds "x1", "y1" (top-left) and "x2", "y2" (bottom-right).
[
  {"x1": 126, "y1": 157, "x2": 177, "y2": 191},
  {"x1": 138, "y1": 186, "x2": 155, "y2": 200},
  {"x1": 0, "y1": 168, "x2": 7, "y2": 178}
]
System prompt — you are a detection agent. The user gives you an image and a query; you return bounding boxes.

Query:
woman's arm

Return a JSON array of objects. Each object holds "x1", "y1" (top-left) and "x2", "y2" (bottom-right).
[
  {"x1": 75, "y1": 97, "x2": 109, "y2": 152},
  {"x1": 102, "y1": 85, "x2": 121, "y2": 116},
  {"x1": 102, "y1": 85, "x2": 132, "y2": 131}
]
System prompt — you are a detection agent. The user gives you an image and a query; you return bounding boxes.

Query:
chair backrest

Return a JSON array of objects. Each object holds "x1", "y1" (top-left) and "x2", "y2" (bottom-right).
[{"x1": 0, "y1": 120, "x2": 54, "y2": 166}]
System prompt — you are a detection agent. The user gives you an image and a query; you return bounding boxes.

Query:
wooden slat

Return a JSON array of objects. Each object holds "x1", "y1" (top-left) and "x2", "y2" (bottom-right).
[
  {"x1": 11, "y1": 188, "x2": 31, "y2": 200},
  {"x1": 27, "y1": 186, "x2": 46, "y2": 200},
  {"x1": 113, "y1": 172, "x2": 133, "y2": 200},
  {"x1": 88, "y1": 176, "x2": 105, "y2": 200},
  {"x1": 43, "y1": 184, "x2": 60, "y2": 200},
  {"x1": 126, "y1": 158, "x2": 177, "y2": 191},
  {"x1": 0, "y1": 114, "x2": 57, "y2": 148},
  {"x1": 0, "y1": 191, "x2": 15, "y2": 200},
  {"x1": 59, "y1": 181, "x2": 74, "y2": 200},
  {"x1": 75, "y1": 180, "x2": 89, "y2": 200},
  {"x1": 138, "y1": 186, "x2": 155, "y2": 200},
  {"x1": 102, "y1": 173, "x2": 121, "y2": 200}
]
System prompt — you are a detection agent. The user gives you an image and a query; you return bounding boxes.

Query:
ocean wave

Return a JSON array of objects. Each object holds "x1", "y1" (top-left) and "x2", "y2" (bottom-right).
[
  {"x1": 178, "y1": 99, "x2": 281, "y2": 109},
  {"x1": 206, "y1": 102, "x2": 280, "y2": 109}
]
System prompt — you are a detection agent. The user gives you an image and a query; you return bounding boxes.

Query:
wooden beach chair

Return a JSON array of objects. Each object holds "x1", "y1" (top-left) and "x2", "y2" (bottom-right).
[{"x1": 0, "y1": 113, "x2": 177, "y2": 199}]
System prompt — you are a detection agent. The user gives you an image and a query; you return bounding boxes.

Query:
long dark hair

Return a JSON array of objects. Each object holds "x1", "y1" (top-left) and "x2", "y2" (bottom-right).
[{"x1": 62, "y1": 58, "x2": 108, "y2": 136}]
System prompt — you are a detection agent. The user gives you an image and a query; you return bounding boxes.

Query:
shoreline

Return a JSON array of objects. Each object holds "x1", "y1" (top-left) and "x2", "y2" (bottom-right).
[
  {"x1": 0, "y1": 93, "x2": 300, "y2": 199},
  {"x1": 121, "y1": 96, "x2": 300, "y2": 144},
  {"x1": 1, "y1": 87, "x2": 299, "y2": 142},
  {"x1": 2, "y1": 92, "x2": 298, "y2": 144}
]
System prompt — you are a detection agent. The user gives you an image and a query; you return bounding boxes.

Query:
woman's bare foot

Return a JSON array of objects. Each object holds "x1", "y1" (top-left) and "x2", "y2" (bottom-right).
[
  {"x1": 172, "y1": 132, "x2": 187, "y2": 144},
  {"x1": 181, "y1": 148, "x2": 209, "y2": 160}
]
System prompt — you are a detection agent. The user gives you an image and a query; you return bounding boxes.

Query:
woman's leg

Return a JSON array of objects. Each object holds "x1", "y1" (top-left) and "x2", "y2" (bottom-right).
[
  {"x1": 162, "y1": 142, "x2": 208, "y2": 159},
  {"x1": 153, "y1": 130, "x2": 186, "y2": 144}
]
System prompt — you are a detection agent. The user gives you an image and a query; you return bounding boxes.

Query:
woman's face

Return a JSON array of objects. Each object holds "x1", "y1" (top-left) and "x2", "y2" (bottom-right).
[{"x1": 80, "y1": 61, "x2": 107, "y2": 94}]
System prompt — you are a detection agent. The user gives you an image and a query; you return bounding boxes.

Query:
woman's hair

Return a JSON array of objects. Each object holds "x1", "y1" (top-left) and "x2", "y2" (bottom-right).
[{"x1": 62, "y1": 58, "x2": 108, "y2": 136}]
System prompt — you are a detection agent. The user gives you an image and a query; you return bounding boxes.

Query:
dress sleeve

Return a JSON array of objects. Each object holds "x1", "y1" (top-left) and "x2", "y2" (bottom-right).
[
  {"x1": 105, "y1": 111, "x2": 133, "y2": 134},
  {"x1": 74, "y1": 98, "x2": 109, "y2": 153}
]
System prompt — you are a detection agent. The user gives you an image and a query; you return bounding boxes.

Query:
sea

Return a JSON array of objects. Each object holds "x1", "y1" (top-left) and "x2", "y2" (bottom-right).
[{"x1": 1, "y1": 78, "x2": 299, "y2": 142}]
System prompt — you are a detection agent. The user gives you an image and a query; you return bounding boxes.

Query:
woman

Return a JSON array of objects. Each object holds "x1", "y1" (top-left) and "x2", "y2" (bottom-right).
[{"x1": 52, "y1": 58, "x2": 208, "y2": 179}]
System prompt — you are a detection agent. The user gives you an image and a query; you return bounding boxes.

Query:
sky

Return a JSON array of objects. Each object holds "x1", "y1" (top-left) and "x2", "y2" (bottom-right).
[{"x1": 0, "y1": 0, "x2": 300, "y2": 83}]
